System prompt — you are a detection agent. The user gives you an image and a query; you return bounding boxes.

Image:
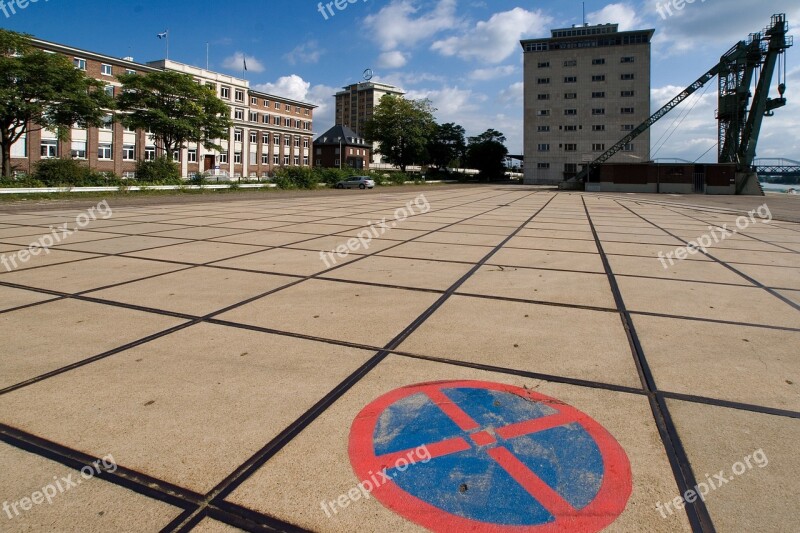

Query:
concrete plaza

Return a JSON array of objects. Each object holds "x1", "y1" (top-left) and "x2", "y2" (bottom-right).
[{"x1": 0, "y1": 186, "x2": 797, "y2": 532}]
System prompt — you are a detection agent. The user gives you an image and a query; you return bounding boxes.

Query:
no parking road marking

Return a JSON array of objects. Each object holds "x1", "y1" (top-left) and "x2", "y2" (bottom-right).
[{"x1": 349, "y1": 380, "x2": 632, "y2": 532}]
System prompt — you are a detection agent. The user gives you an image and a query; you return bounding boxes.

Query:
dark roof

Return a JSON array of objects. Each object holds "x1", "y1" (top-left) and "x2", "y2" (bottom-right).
[{"x1": 314, "y1": 125, "x2": 371, "y2": 148}]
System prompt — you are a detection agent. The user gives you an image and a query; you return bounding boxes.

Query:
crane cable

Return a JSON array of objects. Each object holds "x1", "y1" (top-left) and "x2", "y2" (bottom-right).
[{"x1": 652, "y1": 79, "x2": 713, "y2": 158}]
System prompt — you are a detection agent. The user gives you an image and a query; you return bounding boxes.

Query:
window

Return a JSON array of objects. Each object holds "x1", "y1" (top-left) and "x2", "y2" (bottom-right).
[
  {"x1": 251, "y1": 97, "x2": 258, "y2": 105},
  {"x1": 592, "y1": 58, "x2": 606, "y2": 65},
  {"x1": 98, "y1": 143, "x2": 112, "y2": 160},
  {"x1": 294, "y1": 157, "x2": 300, "y2": 166},
  {"x1": 592, "y1": 75, "x2": 606, "y2": 82},
  {"x1": 250, "y1": 131, "x2": 258, "y2": 143},
  {"x1": 592, "y1": 91, "x2": 605, "y2": 98},
  {"x1": 621, "y1": 107, "x2": 635, "y2": 114},
  {"x1": 284, "y1": 137, "x2": 291, "y2": 147},
  {"x1": 564, "y1": 109, "x2": 577, "y2": 116},
  {"x1": 537, "y1": 125, "x2": 550, "y2": 132},
  {"x1": 234, "y1": 108, "x2": 244, "y2": 120},
  {"x1": 537, "y1": 61, "x2": 550, "y2": 68},
  {"x1": 622, "y1": 124, "x2": 635, "y2": 131},
  {"x1": 537, "y1": 77, "x2": 550, "y2": 85},
  {"x1": 537, "y1": 109, "x2": 550, "y2": 116},
  {"x1": 234, "y1": 152, "x2": 242, "y2": 164},
  {"x1": 304, "y1": 109, "x2": 309, "y2": 116},
  {"x1": 219, "y1": 151, "x2": 228, "y2": 163},
  {"x1": 303, "y1": 138, "x2": 310, "y2": 148},
  {"x1": 262, "y1": 114, "x2": 270, "y2": 124},
  {"x1": 303, "y1": 156, "x2": 309, "y2": 165},
  {"x1": 537, "y1": 94, "x2": 550, "y2": 100},
  {"x1": 564, "y1": 163, "x2": 578, "y2": 173},
  {"x1": 622, "y1": 143, "x2": 634, "y2": 152},
  {"x1": 73, "y1": 58, "x2": 86, "y2": 70},
  {"x1": 621, "y1": 73, "x2": 635, "y2": 80},
  {"x1": 592, "y1": 125, "x2": 606, "y2": 132},
  {"x1": 537, "y1": 163, "x2": 550, "y2": 169},
  {"x1": 592, "y1": 108, "x2": 605, "y2": 115},
  {"x1": 249, "y1": 112, "x2": 259, "y2": 122},
  {"x1": 592, "y1": 143, "x2": 606, "y2": 151},
  {"x1": 101, "y1": 64, "x2": 112, "y2": 76},
  {"x1": 172, "y1": 150, "x2": 181, "y2": 162},
  {"x1": 564, "y1": 93, "x2": 577, "y2": 99},
  {"x1": 206, "y1": 82, "x2": 216, "y2": 91},
  {"x1": 537, "y1": 144, "x2": 550, "y2": 152},
  {"x1": 235, "y1": 89, "x2": 244, "y2": 102},
  {"x1": 262, "y1": 154, "x2": 270, "y2": 164},
  {"x1": 564, "y1": 125, "x2": 578, "y2": 132},
  {"x1": 274, "y1": 155, "x2": 280, "y2": 165},
  {"x1": 621, "y1": 90, "x2": 635, "y2": 97},
  {"x1": 274, "y1": 102, "x2": 280, "y2": 109},
  {"x1": 563, "y1": 60, "x2": 577, "y2": 67},
  {"x1": 145, "y1": 146, "x2": 156, "y2": 161},
  {"x1": 262, "y1": 133, "x2": 269, "y2": 144},
  {"x1": 234, "y1": 129, "x2": 243, "y2": 142},
  {"x1": 274, "y1": 116, "x2": 280, "y2": 125},
  {"x1": 123, "y1": 144, "x2": 135, "y2": 160},
  {"x1": 274, "y1": 135, "x2": 280, "y2": 146},
  {"x1": 295, "y1": 138, "x2": 301, "y2": 147},
  {"x1": 187, "y1": 149, "x2": 197, "y2": 163},
  {"x1": 564, "y1": 144, "x2": 577, "y2": 152},
  {"x1": 285, "y1": 104, "x2": 291, "y2": 111},
  {"x1": 100, "y1": 115, "x2": 113, "y2": 131},
  {"x1": 70, "y1": 141, "x2": 86, "y2": 159},
  {"x1": 564, "y1": 76, "x2": 577, "y2": 83},
  {"x1": 104, "y1": 85, "x2": 115, "y2": 97},
  {"x1": 263, "y1": 99, "x2": 269, "y2": 107},
  {"x1": 621, "y1": 56, "x2": 635, "y2": 63},
  {"x1": 126, "y1": 69, "x2": 136, "y2": 75},
  {"x1": 221, "y1": 86, "x2": 230, "y2": 99},
  {"x1": 284, "y1": 155, "x2": 290, "y2": 165}
]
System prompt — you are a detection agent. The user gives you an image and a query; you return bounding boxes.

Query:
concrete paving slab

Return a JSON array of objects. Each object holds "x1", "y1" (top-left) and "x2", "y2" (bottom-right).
[
  {"x1": 145, "y1": 226, "x2": 254, "y2": 240},
  {"x1": 457, "y1": 265, "x2": 616, "y2": 308},
  {"x1": 378, "y1": 241, "x2": 495, "y2": 263},
  {"x1": 617, "y1": 277, "x2": 800, "y2": 328},
  {"x1": 0, "y1": 230, "x2": 129, "y2": 247},
  {"x1": 192, "y1": 519, "x2": 247, "y2": 532},
  {"x1": 225, "y1": 355, "x2": 690, "y2": 533},
  {"x1": 488, "y1": 248, "x2": 606, "y2": 273},
  {"x1": 125, "y1": 241, "x2": 262, "y2": 265},
  {"x1": 0, "y1": 285, "x2": 58, "y2": 312},
  {"x1": 0, "y1": 255, "x2": 187, "y2": 293},
  {"x1": 217, "y1": 279, "x2": 441, "y2": 347},
  {"x1": 726, "y1": 263, "x2": 800, "y2": 289},
  {"x1": 667, "y1": 400, "x2": 799, "y2": 533},
  {"x1": 286, "y1": 235, "x2": 400, "y2": 254},
  {"x1": 86, "y1": 267, "x2": 296, "y2": 316},
  {"x1": 398, "y1": 295, "x2": 641, "y2": 388},
  {"x1": 52, "y1": 235, "x2": 190, "y2": 255},
  {"x1": 415, "y1": 231, "x2": 508, "y2": 247},
  {"x1": 0, "y1": 323, "x2": 376, "y2": 493},
  {"x1": 505, "y1": 235, "x2": 600, "y2": 253},
  {"x1": 0, "y1": 249, "x2": 98, "y2": 272},
  {"x1": 707, "y1": 248, "x2": 800, "y2": 268},
  {"x1": 212, "y1": 247, "x2": 357, "y2": 277},
  {"x1": 777, "y1": 289, "x2": 800, "y2": 305},
  {"x1": 633, "y1": 314, "x2": 800, "y2": 411},
  {"x1": 607, "y1": 254, "x2": 750, "y2": 285},
  {"x1": 211, "y1": 230, "x2": 321, "y2": 247},
  {"x1": 322, "y1": 256, "x2": 473, "y2": 291},
  {"x1": 0, "y1": 298, "x2": 186, "y2": 389},
  {"x1": 0, "y1": 443, "x2": 182, "y2": 531}
]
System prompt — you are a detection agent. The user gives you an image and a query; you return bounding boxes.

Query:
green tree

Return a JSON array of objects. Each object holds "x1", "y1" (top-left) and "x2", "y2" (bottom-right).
[
  {"x1": 427, "y1": 122, "x2": 466, "y2": 170},
  {"x1": 467, "y1": 129, "x2": 509, "y2": 182},
  {"x1": 0, "y1": 30, "x2": 114, "y2": 177},
  {"x1": 116, "y1": 70, "x2": 232, "y2": 162},
  {"x1": 364, "y1": 95, "x2": 436, "y2": 172}
]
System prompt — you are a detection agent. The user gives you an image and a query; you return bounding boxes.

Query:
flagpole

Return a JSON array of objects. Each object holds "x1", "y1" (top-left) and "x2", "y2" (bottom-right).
[
  {"x1": 206, "y1": 42, "x2": 209, "y2": 70},
  {"x1": 166, "y1": 30, "x2": 169, "y2": 60}
]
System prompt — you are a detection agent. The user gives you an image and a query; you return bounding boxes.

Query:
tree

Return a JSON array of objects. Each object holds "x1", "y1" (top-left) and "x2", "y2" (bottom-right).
[
  {"x1": 467, "y1": 129, "x2": 509, "y2": 182},
  {"x1": 364, "y1": 95, "x2": 436, "y2": 172},
  {"x1": 427, "y1": 122, "x2": 466, "y2": 170},
  {"x1": 116, "y1": 70, "x2": 232, "y2": 162},
  {"x1": 0, "y1": 30, "x2": 114, "y2": 177}
]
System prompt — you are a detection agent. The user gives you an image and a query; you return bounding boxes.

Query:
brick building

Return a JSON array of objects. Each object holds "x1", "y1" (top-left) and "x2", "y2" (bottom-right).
[
  {"x1": 10, "y1": 37, "x2": 316, "y2": 179},
  {"x1": 313, "y1": 125, "x2": 371, "y2": 170}
]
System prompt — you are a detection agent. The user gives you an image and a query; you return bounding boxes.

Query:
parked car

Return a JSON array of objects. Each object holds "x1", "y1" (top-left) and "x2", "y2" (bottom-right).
[{"x1": 335, "y1": 176, "x2": 375, "y2": 190}]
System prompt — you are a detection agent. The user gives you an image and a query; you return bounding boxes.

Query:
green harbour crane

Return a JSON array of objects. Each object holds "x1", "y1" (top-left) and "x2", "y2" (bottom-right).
[{"x1": 569, "y1": 13, "x2": 792, "y2": 193}]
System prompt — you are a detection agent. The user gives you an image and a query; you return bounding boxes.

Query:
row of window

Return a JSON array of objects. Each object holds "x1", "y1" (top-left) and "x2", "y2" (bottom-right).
[
  {"x1": 536, "y1": 143, "x2": 634, "y2": 152},
  {"x1": 537, "y1": 90, "x2": 635, "y2": 100},
  {"x1": 536, "y1": 124, "x2": 637, "y2": 132},
  {"x1": 234, "y1": 130, "x2": 311, "y2": 147},
  {"x1": 535, "y1": 108, "x2": 636, "y2": 116},
  {"x1": 537, "y1": 56, "x2": 635, "y2": 68},
  {"x1": 537, "y1": 73, "x2": 635, "y2": 84},
  {"x1": 73, "y1": 57, "x2": 136, "y2": 76},
  {"x1": 233, "y1": 109, "x2": 311, "y2": 129}
]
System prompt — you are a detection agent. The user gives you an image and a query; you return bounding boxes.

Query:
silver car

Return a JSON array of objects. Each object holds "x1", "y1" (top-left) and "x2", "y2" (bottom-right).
[{"x1": 336, "y1": 176, "x2": 375, "y2": 189}]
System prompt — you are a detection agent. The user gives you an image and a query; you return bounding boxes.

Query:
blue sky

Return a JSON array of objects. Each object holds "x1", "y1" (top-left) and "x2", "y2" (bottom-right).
[{"x1": 2, "y1": 0, "x2": 798, "y2": 160}]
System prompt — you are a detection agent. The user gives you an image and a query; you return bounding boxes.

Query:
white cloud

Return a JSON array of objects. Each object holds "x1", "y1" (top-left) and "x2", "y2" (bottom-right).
[
  {"x1": 221, "y1": 52, "x2": 265, "y2": 73},
  {"x1": 498, "y1": 81, "x2": 524, "y2": 106},
  {"x1": 587, "y1": 3, "x2": 642, "y2": 31},
  {"x1": 469, "y1": 65, "x2": 517, "y2": 81},
  {"x1": 405, "y1": 86, "x2": 486, "y2": 117},
  {"x1": 431, "y1": 8, "x2": 552, "y2": 63},
  {"x1": 363, "y1": 0, "x2": 461, "y2": 51},
  {"x1": 284, "y1": 42, "x2": 323, "y2": 65},
  {"x1": 377, "y1": 51, "x2": 409, "y2": 69}
]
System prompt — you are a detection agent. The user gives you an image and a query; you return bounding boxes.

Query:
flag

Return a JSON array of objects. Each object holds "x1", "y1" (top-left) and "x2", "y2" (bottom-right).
[
  {"x1": 157, "y1": 31, "x2": 168, "y2": 40},
  {"x1": 243, "y1": 56, "x2": 248, "y2": 72}
]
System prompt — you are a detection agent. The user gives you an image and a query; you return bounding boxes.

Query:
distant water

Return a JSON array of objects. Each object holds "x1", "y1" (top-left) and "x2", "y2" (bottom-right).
[{"x1": 760, "y1": 183, "x2": 799, "y2": 194}]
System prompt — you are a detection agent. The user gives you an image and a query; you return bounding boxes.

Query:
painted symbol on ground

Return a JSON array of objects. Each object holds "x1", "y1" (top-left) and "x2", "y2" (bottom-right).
[{"x1": 349, "y1": 380, "x2": 632, "y2": 532}]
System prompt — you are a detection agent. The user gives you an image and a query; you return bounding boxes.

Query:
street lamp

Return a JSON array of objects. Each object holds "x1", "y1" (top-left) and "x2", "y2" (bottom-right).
[{"x1": 337, "y1": 136, "x2": 343, "y2": 169}]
